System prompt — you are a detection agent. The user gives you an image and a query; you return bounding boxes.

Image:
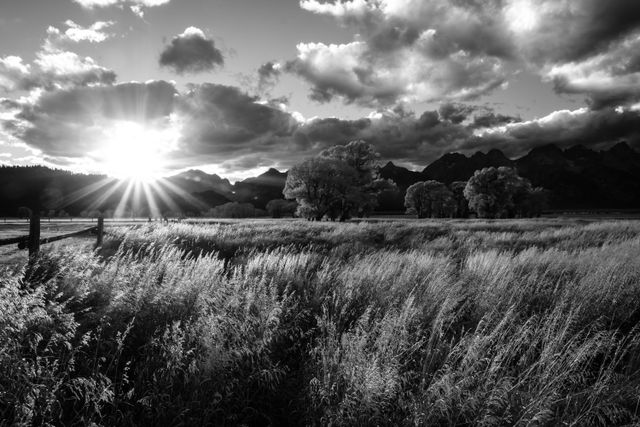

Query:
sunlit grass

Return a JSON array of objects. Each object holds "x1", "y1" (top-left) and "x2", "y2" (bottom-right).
[{"x1": 2, "y1": 219, "x2": 640, "y2": 425}]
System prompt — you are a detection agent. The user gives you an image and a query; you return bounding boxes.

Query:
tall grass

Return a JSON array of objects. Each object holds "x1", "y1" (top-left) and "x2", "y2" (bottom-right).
[{"x1": 1, "y1": 219, "x2": 640, "y2": 425}]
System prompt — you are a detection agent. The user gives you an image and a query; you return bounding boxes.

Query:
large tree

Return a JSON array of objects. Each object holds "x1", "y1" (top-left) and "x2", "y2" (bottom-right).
[
  {"x1": 320, "y1": 140, "x2": 395, "y2": 219},
  {"x1": 285, "y1": 141, "x2": 395, "y2": 221},
  {"x1": 464, "y1": 167, "x2": 540, "y2": 218},
  {"x1": 405, "y1": 180, "x2": 454, "y2": 218},
  {"x1": 283, "y1": 157, "x2": 357, "y2": 220},
  {"x1": 266, "y1": 199, "x2": 298, "y2": 218},
  {"x1": 449, "y1": 181, "x2": 469, "y2": 218}
]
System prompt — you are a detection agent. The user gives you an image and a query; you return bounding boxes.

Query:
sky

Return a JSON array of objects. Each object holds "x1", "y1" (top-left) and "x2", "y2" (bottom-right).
[{"x1": 1, "y1": 0, "x2": 640, "y2": 181}]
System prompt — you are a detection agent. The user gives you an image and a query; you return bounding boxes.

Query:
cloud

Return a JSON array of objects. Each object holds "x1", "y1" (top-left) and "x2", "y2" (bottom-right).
[
  {"x1": 506, "y1": 0, "x2": 640, "y2": 65},
  {"x1": 72, "y1": 0, "x2": 170, "y2": 8},
  {"x1": 47, "y1": 20, "x2": 114, "y2": 44},
  {"x1": 3, "y1": 81, "x2": 176, "y2": 158},
  {"x1": 72, "y1": 0, "x2": 171, "y2": 19},
  {"x1": 0, "y1": 51, "x2": 116, "y2": 92},
  {"x1": 290, "y1": 0, "x2": 513, "y2": 106},
  {"x1": 470, "y1": 107, "x2": 640, "y2": 156},
  {"x1": 287, "y1": 32, "x2": 508, "y2": 107},
  {"x1": 545, "y1": 32, "x2": 640, "y2": 109},
  {"x1": 0, "y1": 56, "x2": 31, "y2": 91},
  {"x1": 292, "y1": 0, "x2": 640, "y2": 108},
  {"x1": 159, "y1": 27, "x2": 224, "y2": 74},
  {"x1": 256, "y1": 61, "x2": 282, "y2": 95},
  {"x1": 171, "y1": 83, "x2": 299, "y2": 169},
  {"x1": 3, "y1": 75, "x2": 639, "y2": 174}
]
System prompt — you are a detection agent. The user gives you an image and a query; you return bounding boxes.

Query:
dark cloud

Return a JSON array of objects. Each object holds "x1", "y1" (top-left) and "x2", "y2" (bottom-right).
[
  {"x1": 438, "y1": 103, "x2": 477, "y2": 124},
  {"x1": 516, "y1": 0, "x2": 640, "y2": 65},
  {"x1": 159, "y1": 27, "x2": 224, "y2": 74},
  {"x1": 466, "y1": 108, "x2": 640, "y2": 156},
  {"x1": 170, "y1": 83, "x2": 300, "y2": 168},
  {"x1": 4, "y1": 81, "x2": 176, "y2": 157},
  {"x1": 547, "y1": 33, "x2": 640, "y2": 110},
  {"x1": 256, "y1": 61, "x2": 282, "y2": 95},
  {"x1": 471, "y1": 111, "x2": 520, "y2": 128},
  {"x1": 3, "y1": 77, "x2": 639, "y2": 173},
  {"x1": 293, "y1": 0, "x2": 640, "y2": 109}
]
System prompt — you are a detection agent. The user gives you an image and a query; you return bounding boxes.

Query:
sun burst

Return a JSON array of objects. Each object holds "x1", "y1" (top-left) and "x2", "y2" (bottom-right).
[{"x1": 98, "y1": 121, "x2": 173, "y2": 182}]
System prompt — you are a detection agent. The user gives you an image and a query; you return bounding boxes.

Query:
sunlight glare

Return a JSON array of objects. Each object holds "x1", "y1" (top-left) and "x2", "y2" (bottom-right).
[
  {"x1": 506, "y1": 0, "x2": 538, "y2": 33},
  {"x1": 99, "y1": 121, "x2": 173, "y2": 182}
]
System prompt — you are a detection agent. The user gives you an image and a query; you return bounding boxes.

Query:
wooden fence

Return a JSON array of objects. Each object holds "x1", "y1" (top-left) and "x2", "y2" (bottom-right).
[{"x1": 0, "y1": 215, "x2": 104, "y2": 257}]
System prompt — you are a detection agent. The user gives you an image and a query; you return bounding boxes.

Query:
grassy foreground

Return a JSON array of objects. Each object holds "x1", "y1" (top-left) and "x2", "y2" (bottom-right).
[{"x1": 1, "y1": 219, "x2": 640, "y2": 426}]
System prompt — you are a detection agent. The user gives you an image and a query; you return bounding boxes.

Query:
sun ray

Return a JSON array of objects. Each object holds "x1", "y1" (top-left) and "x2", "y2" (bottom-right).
[
  {"x1": 155, "y1": 178, "x2": 209, "y2": 211},
  {"x1": 56, "y1": 177, "x2": 119, "y2": 210},
  {"x1": 85, "y1": 179, "x2": 127, "y2": 213},
  {"x1": 115, "y1": 179, "x2": 136, "y2": 218},
  {"x1": 141, "y1": 181, "x2": 161, "y2": 218},
  {"x1": 147, "y1": 179, "x2": 181, "y2": 215}
]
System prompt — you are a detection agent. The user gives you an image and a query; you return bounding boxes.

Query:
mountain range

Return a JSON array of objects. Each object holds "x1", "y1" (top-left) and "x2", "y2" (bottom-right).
[{"x1": 1, "y1": 142, "x2": 639, "y2": 216}]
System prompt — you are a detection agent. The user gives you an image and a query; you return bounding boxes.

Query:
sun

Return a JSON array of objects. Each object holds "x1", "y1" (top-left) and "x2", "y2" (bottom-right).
[
  {"x1": 99, "y1": 121, "x2": 170, "y2": 182},
  {"x1": 505, "y1": 0, "x2": 539, "y2": 33}
]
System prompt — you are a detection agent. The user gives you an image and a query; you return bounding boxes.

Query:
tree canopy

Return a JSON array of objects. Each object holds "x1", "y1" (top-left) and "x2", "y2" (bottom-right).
[
  {"x1": 464, "y1": 167, "x2": 545, "y2": 218},
  {"x1": 404, "y1": 181, "x2": 454, "y2": 218},
  {"x1": 284, "y1": 140, "x2": 395, "y2": 220}
]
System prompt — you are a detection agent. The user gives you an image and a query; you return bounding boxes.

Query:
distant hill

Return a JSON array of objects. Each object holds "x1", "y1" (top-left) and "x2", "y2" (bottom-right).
[
  {"x1": 376, "y1": 142, "x2": 640, "y2": 210},
  {"x1": 1, "y1": 142, "x2": 639, "y2": 216},
  {"x1": 166, "y1": 169, "x2": 233, "y2": 196},
  {"x1": 232, "y1": 168, "x2": 288, "y2": 209}
]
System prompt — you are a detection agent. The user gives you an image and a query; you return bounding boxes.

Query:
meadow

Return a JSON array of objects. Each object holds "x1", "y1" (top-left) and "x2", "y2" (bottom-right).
[{"x1": 1, "y1": 218, "x2": 640, "y2": 426}]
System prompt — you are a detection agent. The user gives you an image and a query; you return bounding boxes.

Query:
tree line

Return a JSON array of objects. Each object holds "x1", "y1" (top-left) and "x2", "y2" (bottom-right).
[{"x1": 284, "y1": 141, "x2": 549, "y2": 220}]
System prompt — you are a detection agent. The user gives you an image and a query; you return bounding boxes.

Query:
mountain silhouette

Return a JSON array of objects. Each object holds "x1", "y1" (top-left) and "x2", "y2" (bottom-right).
[{"x1": 1, "y1": 142, "x2": 639, "y2": 216}]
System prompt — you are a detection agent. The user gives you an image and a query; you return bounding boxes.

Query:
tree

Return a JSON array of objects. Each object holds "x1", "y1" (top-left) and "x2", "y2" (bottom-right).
[
  {"x1": 518, "y1": 187, "x2": 550, "y2": 217},
  {"x1": 285, "y1": 141, "x2": 396, "y2": 221},
  {"x1": 449, "y1": 181, "x2": 469, "y2": 218},
  {"x1": 283, "y1": 157, "x2": 357, "y2": 221},
  {"x1": 205, "y1": 202, "x2": 264, "y2": 218},
  {"x1": 266, "y1": 199, "x2": 298, "y2": 218},
  {"x1": 464, "y1": 167, "x2": 541, "y2": 218},
  {"x1": 404, "y1": 181, "x2": 454, "y2": 218},
  {"x1": 319, "y1": 140, "x2": 396, "y2": 219}
]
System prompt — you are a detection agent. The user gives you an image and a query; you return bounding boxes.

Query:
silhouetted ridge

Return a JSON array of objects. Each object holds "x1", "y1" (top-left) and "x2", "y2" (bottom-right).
[{"x1": 1, "y1": 143, "x2": 639, "y2": 216}]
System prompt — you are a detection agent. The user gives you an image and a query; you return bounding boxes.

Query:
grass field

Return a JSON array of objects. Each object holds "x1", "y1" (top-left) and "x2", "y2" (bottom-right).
[{"x1": 1, "y1": 218, "x2": 640, "y2": 426}]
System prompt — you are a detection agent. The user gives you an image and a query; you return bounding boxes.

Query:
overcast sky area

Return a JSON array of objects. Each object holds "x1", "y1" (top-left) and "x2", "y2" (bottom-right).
[{"x1": 1, "y1": 0, "x2": 640, "y2": 180}]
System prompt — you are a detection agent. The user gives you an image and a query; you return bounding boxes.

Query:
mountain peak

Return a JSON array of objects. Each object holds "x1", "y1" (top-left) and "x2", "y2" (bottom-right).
[
  {"x1": 530, "y1": 144, "x2": 563, "y2": 155},
  {"x1": 487, "y1": 148, "x2": 506, "y2": 158},
  {"x1": 262, "y1": 167, "x2": 285, "y2": 177},
  {"x1": 609, "y1": 141, "x2": 636, "y2": 156}
]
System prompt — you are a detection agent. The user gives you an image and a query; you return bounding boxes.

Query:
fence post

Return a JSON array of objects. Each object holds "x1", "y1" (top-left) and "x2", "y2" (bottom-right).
[
  {"x1": 96, "y1": 216, "x2": 104, "y2": 247},
  {"x1": 28, "y1": 214, "x2": 40, "y2": 257}
]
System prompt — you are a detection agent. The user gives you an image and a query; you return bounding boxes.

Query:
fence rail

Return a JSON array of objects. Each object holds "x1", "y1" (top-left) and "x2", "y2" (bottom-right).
[{"x1": 0, "y1": 215, "x2": 104, "y2": 256}]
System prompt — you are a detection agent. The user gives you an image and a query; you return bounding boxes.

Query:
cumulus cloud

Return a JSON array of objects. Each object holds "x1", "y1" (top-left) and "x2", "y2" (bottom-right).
[
  {"x1": 0, "y1": 50, "x2": 116, "y2": 92},
  {"x1": 287, "y1": 31, "x2": 508, "y2": 106},
  {"x1": 47, "y1": 20, "x2": 114, "y2": 44},
  {"x1": 291, "y1": 0, "x2": 640, "y2": 109},
  {"x1": 72, "y1": 0, "x2": 171, "y2": 19},
  {"x1": 159, "y1": 27, "x2": 224, "y2": 74},
  {"x1": 289, "y1": 0, "x2": 514, "y2": 106}
]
